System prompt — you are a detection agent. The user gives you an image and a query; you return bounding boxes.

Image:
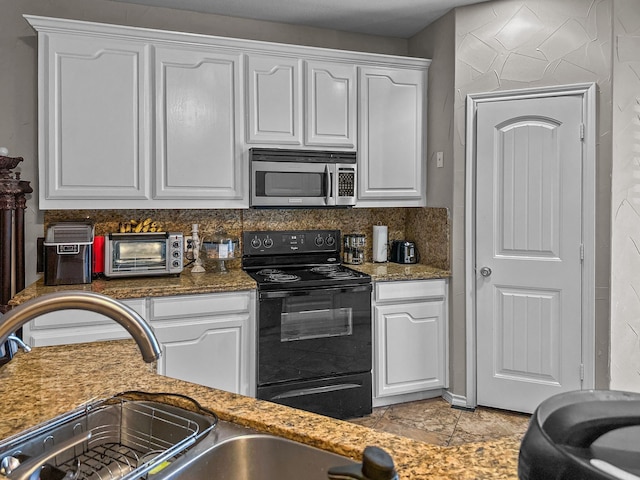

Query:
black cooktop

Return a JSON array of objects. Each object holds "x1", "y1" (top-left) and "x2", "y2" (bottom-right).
[
  {"x1": 242, "y1": 229, "x2": 371, "y2": 290},
  {"x1": 245, "y1": 264, "x2": 370, "y2": 290}
]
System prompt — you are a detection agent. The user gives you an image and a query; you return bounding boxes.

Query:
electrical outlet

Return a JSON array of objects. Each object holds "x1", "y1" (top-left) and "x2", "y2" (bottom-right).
[{"x1": 184, "y1": 235, "x2": 193, "y2": 252}]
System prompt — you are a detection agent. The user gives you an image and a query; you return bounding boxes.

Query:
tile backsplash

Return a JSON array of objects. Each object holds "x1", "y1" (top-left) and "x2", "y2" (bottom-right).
[{"x1": 44, "y1": 207, "x2": 450, "y2": 269}]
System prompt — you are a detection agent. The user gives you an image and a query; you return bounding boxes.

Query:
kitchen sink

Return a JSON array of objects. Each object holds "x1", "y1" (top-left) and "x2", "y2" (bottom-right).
[
  {"x1": 0, "y1": 391, "x2": 357, "y2": 480},
  {"x1": 0, "y1": 391, "x2": 218, "y2": 480},
  {"x1": 154, "y1": 423, "x2": 357, "y2": 480}
]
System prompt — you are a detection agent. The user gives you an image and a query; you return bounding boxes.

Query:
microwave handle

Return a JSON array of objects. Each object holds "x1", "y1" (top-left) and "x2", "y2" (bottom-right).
[
  {"x1": 324, "y1": 165, "x2": 335, "y2": 205},
  {"x1": 324, "y1": 164, "x2": 332, "y2": 205}
]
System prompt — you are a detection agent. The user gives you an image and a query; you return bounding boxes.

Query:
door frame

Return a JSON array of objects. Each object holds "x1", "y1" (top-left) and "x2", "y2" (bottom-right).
[{"x1": 464, "y1": 83, "x2": 597, "y2": 409}]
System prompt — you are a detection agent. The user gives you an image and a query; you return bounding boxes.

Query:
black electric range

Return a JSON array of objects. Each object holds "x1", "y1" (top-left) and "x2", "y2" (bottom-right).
[{"x1": 242, "y1": 229, "x2": 373, "y2": 419}]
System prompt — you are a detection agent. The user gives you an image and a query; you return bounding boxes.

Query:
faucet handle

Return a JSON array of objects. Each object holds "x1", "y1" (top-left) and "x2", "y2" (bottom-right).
[
  {"x1": 327, "y1": 446, "x2": 398, "y2": 480},
  {"x1": 7, "y1": 334, "x2": 31, "y2": 353}
]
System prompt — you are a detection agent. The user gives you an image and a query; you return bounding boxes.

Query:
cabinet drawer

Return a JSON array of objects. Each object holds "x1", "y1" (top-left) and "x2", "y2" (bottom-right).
[
  {"x1": 150, "y1": 291, "x2": 252, "y2": 320},
  {"x1": 375, "y1": 279, "x2": 445, "y2": 303},
  {"x1": 30, "y1": 298, "x2": 146, "y2": 329}
]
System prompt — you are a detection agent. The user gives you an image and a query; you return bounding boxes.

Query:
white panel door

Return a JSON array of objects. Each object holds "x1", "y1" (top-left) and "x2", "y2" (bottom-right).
[
  {"x1": 476, "y1": 95, "x2": 584, "y2": 413},
  {"x1": 246, "y1": 55, "x2": 301, "y2": 145},
  {"x1": 42, "y1": 34, "x2": 149, "y2": 201},
  {"x1": 155, "y1": 47, "x2": 244, "y2": 202}
]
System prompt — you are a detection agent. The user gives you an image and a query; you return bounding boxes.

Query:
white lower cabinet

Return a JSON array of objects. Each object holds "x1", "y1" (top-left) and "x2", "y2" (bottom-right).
[
  {"x1": 373, "y1": 280, "x2": 447, "y2": 405},
  {"x1": 22, "y1": 291, "x2": 256, "y2": 397},
  {"x1": 149, "y1": 291, "x2": 255, "y2": 397}
]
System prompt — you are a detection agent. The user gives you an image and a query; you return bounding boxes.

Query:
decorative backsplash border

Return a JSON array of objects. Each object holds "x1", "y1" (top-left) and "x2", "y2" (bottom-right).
[{"x1": 44, "y1": 207, "x2": 449, "y2": 269}]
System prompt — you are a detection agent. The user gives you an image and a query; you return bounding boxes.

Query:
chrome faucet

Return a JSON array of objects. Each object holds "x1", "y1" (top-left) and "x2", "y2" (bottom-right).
[
  {"x1": 0, "y1": 291, "x2": 161, "y2": 363},
  {"x1": 6, "y1": 334, "x2": 31, "y2": 353}
]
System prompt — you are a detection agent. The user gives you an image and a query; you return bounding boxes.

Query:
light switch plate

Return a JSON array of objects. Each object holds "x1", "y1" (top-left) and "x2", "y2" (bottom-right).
[{"x1": 436, "y1": 151, "x2": 444, "y2": 168}]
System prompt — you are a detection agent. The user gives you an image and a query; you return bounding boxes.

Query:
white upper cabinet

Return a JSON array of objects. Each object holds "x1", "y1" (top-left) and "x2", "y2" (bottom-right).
[
  {"x1": 246, "y1": 55, "x2": 356, "y2": 148},
  {"x1": 154, "y1": 46, "x2": 245, "y2": 205},
  {"x1": 29, "y1": 15, "x2": 248, "y2": 209},
  {"x1": 39, "y1": 32, "x2": 150, "y2": 205},
  {"x1": 246, "y1": 55, "x2": 301, "y2": 145},
  {"x1": 358, "y1": 66, "x2": 427, "y2": 207},
  {"x1": 26, "y1": 15, "x2": 429, "y2": 209},
  {"x1": 305, "y1": 61, "x2": 356, "y2": 148}
]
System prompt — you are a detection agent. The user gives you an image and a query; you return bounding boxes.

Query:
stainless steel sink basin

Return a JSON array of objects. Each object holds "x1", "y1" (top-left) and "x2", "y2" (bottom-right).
[
  {"x1": 155, "y1": 422, "x2": 357, "y2": 480},
  {"x1": 1, "y1": 391, "x2": 357, "y2": 480},
  {"x1": 0, "y1": 392, "x2": 218, "y2": 480}
]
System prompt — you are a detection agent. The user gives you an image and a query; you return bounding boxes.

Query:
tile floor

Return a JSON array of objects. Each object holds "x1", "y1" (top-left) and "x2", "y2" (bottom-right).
[{"x1": 346, "y1": 397, "x2": 531, "y2": 446}]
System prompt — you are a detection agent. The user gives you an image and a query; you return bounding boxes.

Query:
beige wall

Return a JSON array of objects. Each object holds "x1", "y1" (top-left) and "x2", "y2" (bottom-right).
[
  {"x1": 413, "y1": 0, "x2": 614, "y2": 398},
  {"x1": 0, "y1": 0, "x2": 409, "y2": 287},
  {"x1": 409, "y1": 11, "x2": 456, "y2": 212},
  {"x1": 408, "y1": 12, "x2": 460, "y2": 390},
  {"x1": 610, "y1": 0, "x2": 640, "y2": 390}
]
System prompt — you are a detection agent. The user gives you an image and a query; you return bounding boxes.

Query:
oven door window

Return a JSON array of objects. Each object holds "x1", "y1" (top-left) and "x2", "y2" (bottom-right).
[
  {"x1": 281, "y1": 295, "x2": 352, "y2": 341},
  {"x1": 258, "y1": 285, "x2": 372, "y2": 386}
]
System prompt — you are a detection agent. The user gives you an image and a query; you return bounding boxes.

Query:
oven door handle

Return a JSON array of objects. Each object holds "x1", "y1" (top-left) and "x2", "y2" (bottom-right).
[
  {"x1": 259, "y1": 284, "x2": 371, "y2": 299},
  {"x1": 270, "y1": 383, "x2": 363, "y2": 400}
]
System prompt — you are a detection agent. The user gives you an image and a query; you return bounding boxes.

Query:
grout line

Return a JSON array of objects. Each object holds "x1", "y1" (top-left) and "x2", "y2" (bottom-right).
[
  {"x1": 447, "y1": 405, "x2": 466, "y2": 446},
  {"x1": 371, "y1": 405, "x2": 390, "y2": 429}
]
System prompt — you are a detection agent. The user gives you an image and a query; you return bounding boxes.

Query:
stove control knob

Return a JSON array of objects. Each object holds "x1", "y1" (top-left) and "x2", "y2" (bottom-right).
[
  {"x1": 326, "y1": 235, "x2": 335, "y2": 247},
  {"x1": 263, "y1": 238, "x2": 273, "y2": 248},
  {"x1": 250, "y1": 237, "x2": 262, "y2": 249},
  {"x1": 315, "y1": 236, "x2": 325, "y2": 247}
]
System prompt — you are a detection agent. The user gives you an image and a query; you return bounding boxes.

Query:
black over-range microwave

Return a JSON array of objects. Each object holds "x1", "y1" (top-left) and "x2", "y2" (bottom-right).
[{"x1": 249, "y1": 148, "x2": 357, "y2": 208}]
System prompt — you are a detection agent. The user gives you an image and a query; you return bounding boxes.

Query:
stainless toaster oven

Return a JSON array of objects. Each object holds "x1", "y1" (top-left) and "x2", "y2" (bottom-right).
[{"x1": 104, "y1": 232, "x2": 184, "y2": 278}]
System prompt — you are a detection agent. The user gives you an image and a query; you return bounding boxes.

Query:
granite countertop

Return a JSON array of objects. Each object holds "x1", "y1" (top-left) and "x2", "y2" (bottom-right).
[
  {"x1": 0, "y1": 341, "x2": 519, "y2": 479},
  {"x1": 9, "y1": 269, "x2": 257, "y2": 305},
  {"x1": 349, "y1": 262, "x2": 450, "y2": 281},
  {"x1": 9, "y1": 263, "x2": 450, "y2": 306}
]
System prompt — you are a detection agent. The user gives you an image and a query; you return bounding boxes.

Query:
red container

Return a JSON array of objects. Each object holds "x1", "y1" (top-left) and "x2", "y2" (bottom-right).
[{"x1": 92, "y1": 235, "x2": 105, "y2": 276}]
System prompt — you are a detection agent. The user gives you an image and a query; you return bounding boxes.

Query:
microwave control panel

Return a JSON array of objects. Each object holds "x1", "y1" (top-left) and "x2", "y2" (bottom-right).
[{"x1": 338, "y1": 168, "x2": 355, "y2": 197}]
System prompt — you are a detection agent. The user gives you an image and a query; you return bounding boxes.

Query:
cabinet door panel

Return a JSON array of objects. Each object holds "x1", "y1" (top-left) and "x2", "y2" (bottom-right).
[
  {"x1": 247, "y1": 55, "x2": 301, "y2": 144},
  {"x1": 358, "y1": 67, "x2": 426, "y2": 206},
  {"x1": 150, "y1": 291, "x2": 255, "y2": 396},
  {"x1": 42, "y1": 34, "x2": 149, "y2": 201},
  {"x1": 305, "y1": 61, "x2": 356, "y2": 147},
  {"x1": 161, "y1": 326, "x2": 242, "y2": 394},
  {"x1": 375, "y1": 301, "x2": 445, "y2": 397},
  {"x1": 155, "y1": 47, "x2": 244, "y2": 200}
]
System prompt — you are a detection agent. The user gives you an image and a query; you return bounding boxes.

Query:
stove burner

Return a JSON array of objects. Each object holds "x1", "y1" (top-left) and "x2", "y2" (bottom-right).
[
  {"x1": 310, "y1": 265, "x2": 340, "y2": 274},
  {"x1": 257, "y1": 268, "x2": 285, "y2": 276},
  {"x1": 267, "y1": 273, "x2": 301, "y2": 283},
  {"x1": 326, "y1": 270, "x2": 356, "y2": 279}
]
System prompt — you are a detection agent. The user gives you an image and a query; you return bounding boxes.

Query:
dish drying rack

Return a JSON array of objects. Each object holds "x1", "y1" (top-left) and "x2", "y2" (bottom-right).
[{"x1": 0, "y1": 392, "x2": 218, "y2": 480}]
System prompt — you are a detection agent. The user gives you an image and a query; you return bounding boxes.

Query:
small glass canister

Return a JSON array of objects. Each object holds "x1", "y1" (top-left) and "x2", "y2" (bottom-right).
[
  {"x1": 343, "y1": 234, "x2": 365, "y2": 265},
  {"x1": 202, "y1": 233, "x2": 239, "y2": 273}
]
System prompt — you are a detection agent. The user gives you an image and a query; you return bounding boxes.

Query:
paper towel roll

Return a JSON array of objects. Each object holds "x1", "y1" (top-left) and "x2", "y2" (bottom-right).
[{"x1": 373, "y1": 225, "x2": 388, "y2": 262}]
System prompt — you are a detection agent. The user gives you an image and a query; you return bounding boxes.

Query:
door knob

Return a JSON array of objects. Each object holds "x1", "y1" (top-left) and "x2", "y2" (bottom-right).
[{"x1": 479, "y1": 267, "x2": 492, "y2": 277}]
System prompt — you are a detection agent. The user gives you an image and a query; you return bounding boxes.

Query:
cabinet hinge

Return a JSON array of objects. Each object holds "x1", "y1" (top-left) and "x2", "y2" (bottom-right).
[
  {"x1": 580, "y1": 363, "x2": 584, "y2": 381},
  {"x1": 580, "y1": 244, "x2": 584, "y2": 262},
  {"x1": 580, "y1": 123, "x2": 585, "y2": 140}
]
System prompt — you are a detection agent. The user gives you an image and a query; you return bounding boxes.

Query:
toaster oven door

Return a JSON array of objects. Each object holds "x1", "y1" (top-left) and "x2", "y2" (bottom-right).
[{"x1": 107, "y1": 234, "x2": 168, "y2": 274}]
